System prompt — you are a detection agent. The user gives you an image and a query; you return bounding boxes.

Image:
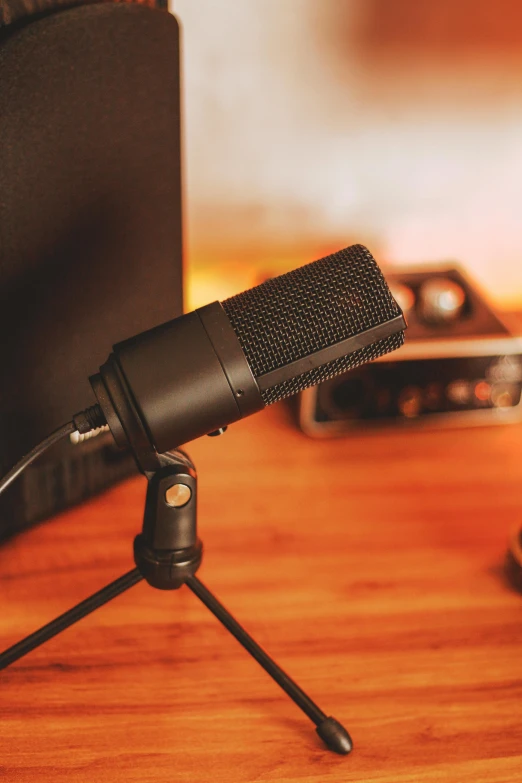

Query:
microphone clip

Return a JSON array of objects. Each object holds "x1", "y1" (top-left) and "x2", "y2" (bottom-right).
[{"x1": 133, "y1": 451, "x2": 202, "y2": 590}]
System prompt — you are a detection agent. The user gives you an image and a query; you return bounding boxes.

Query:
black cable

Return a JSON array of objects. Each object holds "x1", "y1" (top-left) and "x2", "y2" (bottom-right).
[{"x1": 0, "y1": 421, "x2": 76, "y2": 497}]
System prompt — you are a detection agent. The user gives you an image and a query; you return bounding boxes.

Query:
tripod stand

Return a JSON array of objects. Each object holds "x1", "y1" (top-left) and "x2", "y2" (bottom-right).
[{"x1": 0, "y1": 448, "x2": 352, "y2": 755}]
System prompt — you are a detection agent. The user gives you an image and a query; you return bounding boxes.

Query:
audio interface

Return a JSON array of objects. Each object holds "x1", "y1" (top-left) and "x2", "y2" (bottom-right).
[{"x1": 299, "y1": 266, "x2": 522, "y2": 434}]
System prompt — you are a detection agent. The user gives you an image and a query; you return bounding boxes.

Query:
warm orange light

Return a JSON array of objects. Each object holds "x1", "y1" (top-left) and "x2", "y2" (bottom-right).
[
  {"x1": 474, "y1": 381, "x2": 491, "y2": 402},
  {"x1": 398, "y1": 386, "x2": 422, "y2": 418}
]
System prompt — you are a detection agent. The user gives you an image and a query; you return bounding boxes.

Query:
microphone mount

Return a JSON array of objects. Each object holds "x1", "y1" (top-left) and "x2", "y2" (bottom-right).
[{"x1": 0, "y1": 440, "x2": 353, "y2": 756}]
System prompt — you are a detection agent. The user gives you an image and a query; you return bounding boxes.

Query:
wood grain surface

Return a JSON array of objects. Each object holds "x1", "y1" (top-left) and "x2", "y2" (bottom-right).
[{"x1": 1, "y1": 403, "x2": 522, "y2": 782}]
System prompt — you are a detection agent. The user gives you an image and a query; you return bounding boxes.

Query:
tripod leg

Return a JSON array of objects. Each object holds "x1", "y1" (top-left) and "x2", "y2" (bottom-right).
[
  {"x1": 185, "y1": 575, "x2": 352, "y2": 754},
  {"x1": 0, "y1": 568, "x2": 143, "y2": 670}
]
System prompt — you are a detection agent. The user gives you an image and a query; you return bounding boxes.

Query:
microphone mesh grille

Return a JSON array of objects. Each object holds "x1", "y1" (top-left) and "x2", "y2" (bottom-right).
[{"x1": 221, "y1": 244, "x2": 404, "y2": 405}]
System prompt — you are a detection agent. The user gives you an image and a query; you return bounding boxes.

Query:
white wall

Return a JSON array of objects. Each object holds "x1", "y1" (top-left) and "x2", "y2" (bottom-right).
[{"x1": 174, "y1": 0, "x2": 522, "y2": 306}]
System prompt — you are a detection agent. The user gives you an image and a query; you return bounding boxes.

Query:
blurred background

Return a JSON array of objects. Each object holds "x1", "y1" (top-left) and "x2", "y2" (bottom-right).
[{"x1": 173, "y1": 0, "x2": 522, "y2": 309}]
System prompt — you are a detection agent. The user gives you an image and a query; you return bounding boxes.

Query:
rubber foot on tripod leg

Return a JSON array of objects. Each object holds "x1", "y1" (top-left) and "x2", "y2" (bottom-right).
[{"x1": 316, "y1": 716, "x2": 353, "y2": 755}]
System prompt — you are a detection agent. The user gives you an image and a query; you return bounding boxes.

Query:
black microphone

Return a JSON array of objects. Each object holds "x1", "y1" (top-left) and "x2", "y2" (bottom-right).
[
  {"x1": 0, "y1": 243, "x2": 406, "y2": 754},
  {"x1": 87, "y1": 244, "x2": 406, "y2": 460}
]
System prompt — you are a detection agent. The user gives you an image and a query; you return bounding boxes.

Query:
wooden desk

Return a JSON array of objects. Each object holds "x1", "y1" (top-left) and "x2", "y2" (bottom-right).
[{"x1": 1, "y1": 404, "x2": 522, "y2": 782}]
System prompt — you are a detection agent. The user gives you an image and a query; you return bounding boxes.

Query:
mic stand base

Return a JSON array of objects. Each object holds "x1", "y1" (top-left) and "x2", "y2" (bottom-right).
[{"x1": 0, "y1": 452, "x2": 352, "y2": 756}]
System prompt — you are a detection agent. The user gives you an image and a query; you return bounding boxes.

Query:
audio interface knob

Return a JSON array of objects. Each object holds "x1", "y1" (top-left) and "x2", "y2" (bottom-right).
[{"x1": 418, "y1": 278, "x2": 466, "y2": 324}]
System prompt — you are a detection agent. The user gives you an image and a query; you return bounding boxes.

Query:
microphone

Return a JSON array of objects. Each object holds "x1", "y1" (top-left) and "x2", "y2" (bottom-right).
[
  {"x1": 87, "y1": 244, "x2": 406, "y2": 460},
  {"x1": 0, "y1": 243, "x2": 405, "y2": 754}
]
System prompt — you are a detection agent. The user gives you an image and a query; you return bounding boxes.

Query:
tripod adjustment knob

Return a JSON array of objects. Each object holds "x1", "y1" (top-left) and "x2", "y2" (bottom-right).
[{"x1": 165, "y1": 483, "x2": 192, "y2": 508}]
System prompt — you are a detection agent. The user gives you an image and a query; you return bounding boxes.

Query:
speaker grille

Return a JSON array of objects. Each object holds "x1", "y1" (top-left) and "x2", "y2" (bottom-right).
[{"x1": 221, "y1": 244, "x2": 404, "y2": 405}]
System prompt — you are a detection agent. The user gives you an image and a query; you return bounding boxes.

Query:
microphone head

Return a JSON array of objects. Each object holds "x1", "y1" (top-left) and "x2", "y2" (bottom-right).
[
  {"x1": 90, "y1": 243, "x2": 405, "y2": 463},
  {"x1": 221, "y1": 244, "x2": 405, "y2": 405}
]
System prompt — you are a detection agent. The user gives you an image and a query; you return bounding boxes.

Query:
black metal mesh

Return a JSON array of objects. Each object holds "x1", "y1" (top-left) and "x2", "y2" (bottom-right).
[{"x1": 221, "y1": 244, "x2": 404, "y2": 405}]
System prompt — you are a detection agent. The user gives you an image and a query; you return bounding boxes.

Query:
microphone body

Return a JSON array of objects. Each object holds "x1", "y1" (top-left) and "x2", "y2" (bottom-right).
[
  {"x1": 90, "y1": 245, "x2": 406, "y2": 458},
  {"x1": 91, "y1": 302, "x2": 263, "y2": 456}
]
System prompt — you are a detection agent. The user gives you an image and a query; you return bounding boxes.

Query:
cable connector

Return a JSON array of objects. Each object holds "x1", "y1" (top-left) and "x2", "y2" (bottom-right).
[
  {"x1": 73, "y1": 404, "x2": 107, "y2": 434},
  {"x1": 70, "y1": 425, "x2": 110, "y2": 445}
]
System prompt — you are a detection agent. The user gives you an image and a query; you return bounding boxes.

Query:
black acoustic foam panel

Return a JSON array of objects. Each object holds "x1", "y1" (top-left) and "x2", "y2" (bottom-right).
[
  {"x1": 0, "y1": 3, "x2": 183, "y2": 536},
  {"x1": 0, "y1": 1, "x2": 167, "y2": 30}
]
